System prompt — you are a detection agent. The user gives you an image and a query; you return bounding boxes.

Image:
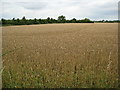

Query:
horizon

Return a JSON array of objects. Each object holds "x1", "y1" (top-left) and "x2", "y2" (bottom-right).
[{"x1": 1, "y1": 16, "x2": 119, "y2": 21}]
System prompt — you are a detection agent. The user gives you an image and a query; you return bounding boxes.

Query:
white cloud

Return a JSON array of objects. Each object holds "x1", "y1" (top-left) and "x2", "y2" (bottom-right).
[{"x1": 0, "y1": 0, "x2": 119, "y2": 20}]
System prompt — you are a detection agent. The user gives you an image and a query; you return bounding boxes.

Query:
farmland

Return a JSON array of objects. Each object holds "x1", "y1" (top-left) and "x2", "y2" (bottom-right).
[{"x1": 2, "y1": 23, "x2": 118, "y2": 88}]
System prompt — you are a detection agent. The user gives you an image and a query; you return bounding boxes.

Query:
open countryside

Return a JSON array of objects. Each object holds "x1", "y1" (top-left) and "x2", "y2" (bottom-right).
[{"x1": 2, "y1": 23, "x2": 118, "y2": 88}]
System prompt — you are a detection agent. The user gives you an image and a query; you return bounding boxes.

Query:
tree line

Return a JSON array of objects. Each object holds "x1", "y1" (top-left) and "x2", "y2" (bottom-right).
[
  {"x1": 0, "y1": 15, "x2": 119, "y2": 26},
  {"x1": 0, "y1": 15, "x2": 94, "y2": 26},
  {"x1": 94, "y1": 20, "x2": 120, "y2": 23}
]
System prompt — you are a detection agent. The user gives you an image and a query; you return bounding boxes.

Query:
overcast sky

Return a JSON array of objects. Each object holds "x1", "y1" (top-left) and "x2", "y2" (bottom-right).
[{"x1": 0, "y1": 0, "x2": 119, "y2": 20}]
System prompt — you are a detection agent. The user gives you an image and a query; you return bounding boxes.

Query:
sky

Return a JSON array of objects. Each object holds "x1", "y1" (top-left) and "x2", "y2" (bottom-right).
[{"x1": 0, "y1": 0, "x2": 119, "y2": 20}]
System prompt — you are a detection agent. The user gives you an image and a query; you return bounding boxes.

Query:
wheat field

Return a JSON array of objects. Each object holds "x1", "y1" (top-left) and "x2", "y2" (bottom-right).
[{"x1": 2, "y1": 23, "x2": 118, "y2": 88}]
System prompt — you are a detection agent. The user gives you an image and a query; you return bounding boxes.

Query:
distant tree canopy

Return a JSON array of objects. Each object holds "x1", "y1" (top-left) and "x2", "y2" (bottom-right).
[
  {"x1": 1, "y1": 15, "x2": 118, "y2": 26},
  {"x1": 94, "y1": 20, "x2": 120, "y2": 23},
  {"x1": 58, "y1": 15, "x2": 66, "y2": 23}
]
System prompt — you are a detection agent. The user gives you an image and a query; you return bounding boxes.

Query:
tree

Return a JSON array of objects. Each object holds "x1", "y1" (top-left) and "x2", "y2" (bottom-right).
[
  {"x1": 58, "y1": 15, "x2": 66, "y2": 23},
  {"x1": 16, "y1": 18, "x2": 20, "y2": 25},
  {"x1": 21, "y1": 16, "x2": 26, "y2": 25},
  {"x1": 81, "y1": 18, "x2": 93, "y2": 23},
  {"x1": 33, "y1": 18, "x2": 39, "y2": 24},
  {"x1": 71, "y1": 18, "x2": 77, "y2": 23},
  {"x1": 1, "y1": 16, "x2": 95, "y2": 26},
  {"x1": 11, "y1": 18, "x2": 16, "y2": 25},
  {"x1": 47, "y1": 17, "x2": 51, "y2": 23},
  {"x1": 38, "y1": 19, "x2": 42, "y2": 24},
  {"x1": 12, "y1": 18, "x2": 15, "y2": 21},
  {"x1": 1, "y1": 18, "x2": 7, "y2": 25},
  {"x1": 22, "y1": 16, "x2": 26, "y2": 20}
]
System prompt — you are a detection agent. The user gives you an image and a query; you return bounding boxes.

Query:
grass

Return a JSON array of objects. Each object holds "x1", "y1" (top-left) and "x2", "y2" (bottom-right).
[{"x1": 2, "y1": 23, "x2": 118, "y2": 88}]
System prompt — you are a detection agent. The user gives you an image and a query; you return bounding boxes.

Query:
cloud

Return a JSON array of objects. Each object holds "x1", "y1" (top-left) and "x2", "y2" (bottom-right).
[
  {"x1": 0, "y1": 0, "x2": 119, "y2": 20},
  {"x1": 17, "y1": 2, "x2": 48, "y2": 10}
]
